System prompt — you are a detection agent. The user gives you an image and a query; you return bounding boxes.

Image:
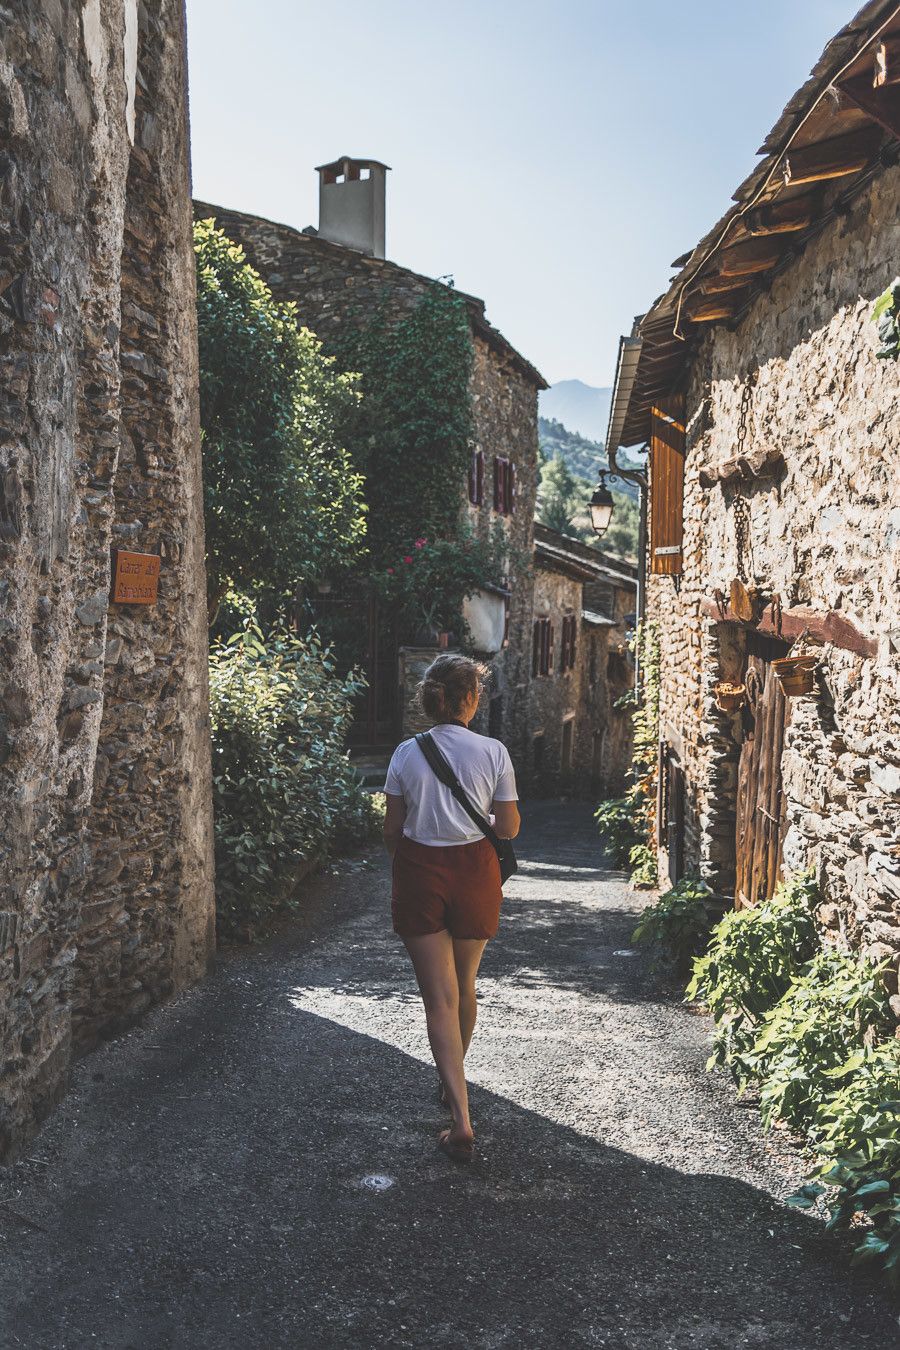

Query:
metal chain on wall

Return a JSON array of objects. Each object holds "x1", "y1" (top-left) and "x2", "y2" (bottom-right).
[{"x1": 732, "y1": 369, "x2": 757, "y2": 581}]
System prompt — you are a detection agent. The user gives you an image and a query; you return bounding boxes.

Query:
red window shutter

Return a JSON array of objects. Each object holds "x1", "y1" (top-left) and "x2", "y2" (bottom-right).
[{"x1": 649, "y1": 395, "x2": 685, "y2": 576}]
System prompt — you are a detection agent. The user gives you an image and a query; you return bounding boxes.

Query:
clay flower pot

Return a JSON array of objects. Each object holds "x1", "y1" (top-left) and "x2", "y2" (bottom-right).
[
  {"x1": 714, "y1": 680, "x2": 746, "y2": 713},
  {"x1": 772, "y1": 653, "x2": 818, "y2": 697}
]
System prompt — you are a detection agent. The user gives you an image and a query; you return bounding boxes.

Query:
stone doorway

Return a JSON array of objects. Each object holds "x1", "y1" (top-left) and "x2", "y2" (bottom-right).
[{"x1": 735, "y1": 631, "x2": 791, "y2": 909}]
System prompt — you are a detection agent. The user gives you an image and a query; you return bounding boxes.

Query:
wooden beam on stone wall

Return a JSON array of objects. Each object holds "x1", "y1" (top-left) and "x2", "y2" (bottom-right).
[
  {"x1": 779, "y1": 127, "x2": 882, "y2": 187},
  {"x1": 717, "y1": 238, "x2": 788, "y2": 277},
  {"x1": 700, "y1": 597, "x2": 877, "y2": 658},
  {"x1": 743, "y1": 199, "x2": 816, "y2": 236},
  {"x1": 837, "y1": 74, "x2": 900, "y2": 143}
]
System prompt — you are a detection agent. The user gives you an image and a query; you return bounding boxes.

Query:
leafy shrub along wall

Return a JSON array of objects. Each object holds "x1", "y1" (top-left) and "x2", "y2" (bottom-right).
[
  {"x1": 208, "y1": 609, "x2": 378, "y2": 938},
  {"x1": 594, "y1": 620, "x2": 660, "y2": 885}
]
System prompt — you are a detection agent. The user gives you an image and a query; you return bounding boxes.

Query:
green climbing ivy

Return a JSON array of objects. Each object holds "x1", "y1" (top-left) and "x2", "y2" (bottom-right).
[
  {"x1": 327, "y1": 282, "x2": 474, "y2": 568},
  {"x1": 872, "y1": 277, "x2": 900, "y2": 361},
  {"x1": 595, "y1": 620, "x2": 660, "y2": 886}
]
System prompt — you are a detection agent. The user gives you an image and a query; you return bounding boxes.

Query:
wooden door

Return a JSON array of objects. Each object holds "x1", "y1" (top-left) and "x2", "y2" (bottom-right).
[{"x1": 735, "y1": 635, "x2": 791, "y2": 909}]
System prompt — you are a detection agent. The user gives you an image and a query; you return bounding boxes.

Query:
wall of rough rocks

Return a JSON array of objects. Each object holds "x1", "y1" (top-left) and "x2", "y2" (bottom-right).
[
  {"x1": 0, "y1": 0, "x2": 214, "y2": 1160},
  {"x1": 648, "y1": 164, "x2": 900, "y2": 1008}
]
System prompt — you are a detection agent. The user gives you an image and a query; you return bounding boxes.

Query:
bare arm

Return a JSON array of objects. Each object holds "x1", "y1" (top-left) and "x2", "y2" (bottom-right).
[
  {"x1": 491, "y1": 799, "x2": 520, "y2": 839},
  {"x1": 383, "y1": 793, "x2": 407, "y2": 856}
]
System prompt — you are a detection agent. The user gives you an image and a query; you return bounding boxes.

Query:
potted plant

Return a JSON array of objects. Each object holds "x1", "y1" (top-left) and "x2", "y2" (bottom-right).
[
  {"x1": 772, "y1": 632, "x2": 819, "y2": 697},
  {"x1": 378, "y1": 528, "x2": 507, "y2": 648},
  {"x1": 713, "y1": 680, "x2": 746, "y2": 713}
]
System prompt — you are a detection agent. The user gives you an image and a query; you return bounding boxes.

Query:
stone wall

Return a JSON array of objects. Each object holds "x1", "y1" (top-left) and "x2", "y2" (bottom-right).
[
  {"x1": 0, "y1": 0, "x2": 214, "y2": 1160},
  {"x1": 518, "y1": 561, "x2": 633, "y2": 797},
  {"x1": 648, "y1": 164, "x2": 900, "y2": 1003},
  {"x1": 195, "y1": 201, "x2": 543, "y2": 777}
]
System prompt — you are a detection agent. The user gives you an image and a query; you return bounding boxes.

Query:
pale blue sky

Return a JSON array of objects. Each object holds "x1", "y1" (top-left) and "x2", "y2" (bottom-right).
[{"x1": 185, "y1": 0, "x2": 850, "y2": 386}]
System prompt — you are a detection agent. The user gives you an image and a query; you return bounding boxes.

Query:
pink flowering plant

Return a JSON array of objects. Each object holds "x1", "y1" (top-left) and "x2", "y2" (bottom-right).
[{"x1": 378, "y1": 523, "x2": 509, "y2": 641}]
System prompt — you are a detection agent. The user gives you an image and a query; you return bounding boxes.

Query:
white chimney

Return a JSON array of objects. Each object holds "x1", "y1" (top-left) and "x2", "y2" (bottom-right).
[{"x1": 315, "y1": 156, "x2": 390, "y2": 258}]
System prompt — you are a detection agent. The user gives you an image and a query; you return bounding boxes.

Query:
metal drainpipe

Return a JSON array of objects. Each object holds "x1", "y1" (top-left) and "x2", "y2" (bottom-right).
[{"x1": 634, "y1": 476, "x2": 647, "y2": 690}]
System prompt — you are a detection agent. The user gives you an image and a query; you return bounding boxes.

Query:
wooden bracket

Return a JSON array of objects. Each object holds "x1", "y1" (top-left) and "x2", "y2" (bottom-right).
[{"x1": 701, "y1": 596, "x2": 877, "y2": 658}]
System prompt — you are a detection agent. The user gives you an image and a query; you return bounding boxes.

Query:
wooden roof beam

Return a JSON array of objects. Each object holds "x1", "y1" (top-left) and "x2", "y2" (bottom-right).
[
  {"x1": 743, "y1": 198, "x2": 817, "y2": 236},
  {"x1": 717, "y1": 237, "x2": 787, "y2": 277},
  {"x1": 778, "y1": 126, "x2": 881, "y2": 187},
  {"x1": 837, "y1": 74, "x2": 900, "y2": 142}
]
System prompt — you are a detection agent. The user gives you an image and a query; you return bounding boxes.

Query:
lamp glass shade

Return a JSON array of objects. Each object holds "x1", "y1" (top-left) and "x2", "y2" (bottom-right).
[{"x1": 589, "y1": 482, "x2": 615, "y2": 535}]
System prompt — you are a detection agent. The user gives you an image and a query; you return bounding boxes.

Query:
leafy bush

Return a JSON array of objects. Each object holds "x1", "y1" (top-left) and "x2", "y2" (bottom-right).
[
  {"x1": 789, "y1": 1041, "x2": 900, "y2": 1287},
  {"x1": 377, "y1": 524, "x2": 510, "y2": 642},
  {"x1": 632, "y1": 876, "x2": 725, "y2": 972},
  {"x1": 209, "y1": 614, "x2": 372, "y2": 937},
  {"x1": 873, "y1": 276, "x2": 900, "y2": 361},
  {"x1": 686, "y1": 871, "x2": 819, "y2": 1083},
  {"x1": 751, "y1": 949, "x2": 892, "y2": 1131},
  {"x1": 628, "y1": 844, "x2": 657, "y2": 890},
  {"x1": 195, "y1": 219, "x2": 365, "y2": 612},
  {"x1": 594, "y1": 794, "x2": 645, "y2": 867}
]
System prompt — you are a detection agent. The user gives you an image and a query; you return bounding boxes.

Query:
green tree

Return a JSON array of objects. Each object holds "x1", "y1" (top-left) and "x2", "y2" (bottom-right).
[
  {"x1": 537, "y1": 454, "x2": 587, "y2": 535},
  {"x1": 195, "y1": 220, "x2": 366, "y2": 617},
  {"x1": 604, "y1": 489, "x2": 639, "y2": 561}
]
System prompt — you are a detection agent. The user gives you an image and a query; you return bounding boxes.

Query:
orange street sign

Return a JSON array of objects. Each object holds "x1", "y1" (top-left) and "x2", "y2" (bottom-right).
[{"x1": 111, "y1": 550, "x2": 161, "y2": 605}]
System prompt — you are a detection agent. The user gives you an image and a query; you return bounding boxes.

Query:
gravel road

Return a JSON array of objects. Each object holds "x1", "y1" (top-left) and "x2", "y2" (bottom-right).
[{"x1": 1, "y1": 801, "x2": 897, "y2": 1349}]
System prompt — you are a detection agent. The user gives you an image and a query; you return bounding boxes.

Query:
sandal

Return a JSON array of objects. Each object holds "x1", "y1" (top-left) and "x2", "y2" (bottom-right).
[{"x1": 438, "y1": 1128, "x2": 475, "y2": 1164}]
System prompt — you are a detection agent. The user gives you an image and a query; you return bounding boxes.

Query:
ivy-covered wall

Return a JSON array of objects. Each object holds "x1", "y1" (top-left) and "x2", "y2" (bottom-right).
[{"x1": 191, "y1": 201, "x2": 545, "y2": 763}]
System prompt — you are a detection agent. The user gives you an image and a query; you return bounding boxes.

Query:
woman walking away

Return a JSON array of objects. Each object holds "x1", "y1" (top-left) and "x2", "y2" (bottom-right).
[{"x1": 383, "y1": 654, "x2": 520, "y2": 1164}]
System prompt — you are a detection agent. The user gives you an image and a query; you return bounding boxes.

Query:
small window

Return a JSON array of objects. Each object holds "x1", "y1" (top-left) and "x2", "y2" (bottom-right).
[
  {"x1": 561, "y1": 717, "x2": 574, "y2": 773},
  {"x1": 493, "y1": 456, "x2": 515, "y2": 515},
  {"x1": 532, "y1": 618, "x2": 553, "y2": 677},
  {"x1": 468, "y1": 449, "x2": 484, "y2": 506},
  {"x1": 560, "y1": 616, "x2": 578, "y2": 673}
]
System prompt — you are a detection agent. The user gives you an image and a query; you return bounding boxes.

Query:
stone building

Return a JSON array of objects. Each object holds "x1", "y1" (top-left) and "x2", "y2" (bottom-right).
[
  {"x1": 605, "y1": 3, "x2": 900, "y2": 1001},
  {"x1": 0, "y1": 0, "x2": 214, "y2": 1160},
  {"x1": 524, "y1": 524, "x2": 635, "y2": 796},
  {"x1": 195, "y1": 158, "x2": 547, "y2": 770}
]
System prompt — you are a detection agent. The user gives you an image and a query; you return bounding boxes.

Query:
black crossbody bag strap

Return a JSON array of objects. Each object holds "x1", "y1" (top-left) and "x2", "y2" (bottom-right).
[{"x1": 415, "y1": 732, "x2": 504, "y2": 854}]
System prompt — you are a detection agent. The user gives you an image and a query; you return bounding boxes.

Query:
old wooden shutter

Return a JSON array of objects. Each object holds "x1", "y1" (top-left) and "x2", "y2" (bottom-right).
[
  {"x1": 476, "y1": 450, "x2": 484, "y2": 505},
  {"x1": 649, "y1": 395, "x2": 685, "y2": 576},
  {"x1": 468, "y1": 452, "x2": 477, "y2": 505},
  {"x1": 532, "y1": 621, "x2": 541, "y2": 676},
  {"x1": 509, "y1": 462, "x2": 517, "y2": 514},
  {"x1": 493, "y1": 456, "x2": 501, "y2": 511}
]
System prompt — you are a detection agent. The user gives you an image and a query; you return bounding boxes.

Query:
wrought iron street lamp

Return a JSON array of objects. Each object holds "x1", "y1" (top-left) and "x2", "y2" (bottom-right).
[{"x1": 589, "y1": 471, "x2": 616, "y2": 536}]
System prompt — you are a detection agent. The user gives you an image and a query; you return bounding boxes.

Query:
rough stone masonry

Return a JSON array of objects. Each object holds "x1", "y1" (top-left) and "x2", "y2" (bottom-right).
[
  {"x1": 648, "y1": 163, "x2": 900, "y2": 1008},
  {"x1": 0, "y1": 0, "x2": 214, "y2": 1161}
]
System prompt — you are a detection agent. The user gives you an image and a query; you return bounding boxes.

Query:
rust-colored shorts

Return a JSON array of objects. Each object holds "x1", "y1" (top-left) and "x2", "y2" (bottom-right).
[{"x1": 392, "y1": 835, "x2": 502, "y2": 940}]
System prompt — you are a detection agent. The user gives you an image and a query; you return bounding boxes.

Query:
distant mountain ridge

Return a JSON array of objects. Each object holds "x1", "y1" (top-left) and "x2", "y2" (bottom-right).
[{"x1": 539, "y1": 379, "x2": 612, "y2": 443}]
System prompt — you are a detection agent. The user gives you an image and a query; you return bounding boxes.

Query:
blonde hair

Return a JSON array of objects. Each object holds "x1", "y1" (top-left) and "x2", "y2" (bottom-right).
[{"x1": 419, "y1": 654, "x2": 488, "y2": 722}]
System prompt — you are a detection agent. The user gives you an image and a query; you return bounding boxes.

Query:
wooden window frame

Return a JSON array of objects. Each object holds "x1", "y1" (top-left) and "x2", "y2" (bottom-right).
[
  {"x1": 532, "y1": 617, "x2": 553, "y2": 677},
  {"x1": 468, "y1": 449, "x2": 484, "y2": 506},
  {"x1": 649, "y1": 395, "x2": 685, "y2": 576},
  {"x1": 493, "y1": 455, "x2": 516, "y2": 515}
]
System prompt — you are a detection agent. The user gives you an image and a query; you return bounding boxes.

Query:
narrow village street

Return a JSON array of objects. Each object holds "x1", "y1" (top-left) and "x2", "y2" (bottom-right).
[{"x1": 1, "y1": 803, "x2": 895, "y2": 1350}]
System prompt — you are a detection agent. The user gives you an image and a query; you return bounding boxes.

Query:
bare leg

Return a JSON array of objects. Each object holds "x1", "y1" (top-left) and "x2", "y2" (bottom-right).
[
  {"x1": 403, "y1": 932, "x2": 474, "y2": 1144},
  {"x1": 453, "y1": 937, "x2": 488, "y2": 1057}
]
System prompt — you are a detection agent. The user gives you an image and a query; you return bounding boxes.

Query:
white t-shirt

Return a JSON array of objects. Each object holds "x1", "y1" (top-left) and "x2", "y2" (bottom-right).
[{"x1": 384, "y1": 724, "x2": 518, "y2": 847}]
